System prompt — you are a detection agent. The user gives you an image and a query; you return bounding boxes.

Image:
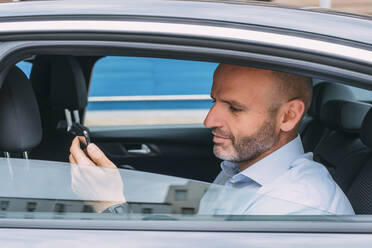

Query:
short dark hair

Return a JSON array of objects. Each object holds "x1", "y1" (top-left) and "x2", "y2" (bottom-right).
[{"x1": 271, "y1": 71, "x2": 313, "y2": 115}]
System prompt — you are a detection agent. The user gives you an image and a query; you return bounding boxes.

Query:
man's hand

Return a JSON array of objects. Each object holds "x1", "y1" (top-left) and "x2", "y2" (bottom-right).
[
  {"x1": 69, "y1": 136, "x2": 116, "y2": 168},
  {"x1": 69, "y1": 136, "x2": 126, "y2": 213}
]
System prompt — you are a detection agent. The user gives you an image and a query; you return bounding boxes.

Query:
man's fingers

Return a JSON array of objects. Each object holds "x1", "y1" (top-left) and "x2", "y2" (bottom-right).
[
  {"x1": 87, "y1": 143, "x2": 117, "y2": 168},
  {"x1": 69, "y1": 136, "x2": 117, "y2": 168},
  {"x1": 70, "y1": 136, "x2": 95, "y2": 166},
  {"x1": 78, "y1": 136, "x2": 87, "y2": 146},
  {"x1": 69, "y1": 154, "x2": 77, "y2": 164}
]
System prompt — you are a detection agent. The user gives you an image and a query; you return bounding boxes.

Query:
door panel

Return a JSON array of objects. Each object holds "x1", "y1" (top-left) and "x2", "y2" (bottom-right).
[{"x1": 91, "y1": 126, "x2": 221, "y2": 182}]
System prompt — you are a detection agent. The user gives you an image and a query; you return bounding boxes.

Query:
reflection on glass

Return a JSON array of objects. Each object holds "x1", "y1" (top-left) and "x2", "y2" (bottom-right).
[
  {"x1": 141, "y1": 208, "x2": 153, "y2": 214},
  {"x1": 54, "y1": 203, "x2": 65, "y2": 213},
  {"x1": 0, "y1": 201, "x2": 9, "y2": 211},
  {"x1": 175, "y1": 189, "x2": 188, "y2": 201},
  {"x1": 0, "y1": 158, "x2": 331, "y2": 220},
  {"x1": 82, "y1": 205, "x2": 94, "y2": 213},
  {"x1": 26, "y1": 202, "x2": 37, "y2": 212}
]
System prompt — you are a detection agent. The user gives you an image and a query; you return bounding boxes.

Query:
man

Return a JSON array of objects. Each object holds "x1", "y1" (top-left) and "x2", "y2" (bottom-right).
[{"x1": 69, "y1": 64, "x2": 354, "y2": 215}]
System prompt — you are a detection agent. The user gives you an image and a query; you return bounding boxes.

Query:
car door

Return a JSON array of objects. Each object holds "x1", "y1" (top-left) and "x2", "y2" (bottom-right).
[{"x1": 1, "y1": 1, "x2": 372, "y2": 246}]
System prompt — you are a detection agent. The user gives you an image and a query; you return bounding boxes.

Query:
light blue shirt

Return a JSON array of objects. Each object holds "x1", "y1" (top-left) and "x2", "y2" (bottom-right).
[{"x1": 198, "y1": 135, "x2": 355, "y2": 215}]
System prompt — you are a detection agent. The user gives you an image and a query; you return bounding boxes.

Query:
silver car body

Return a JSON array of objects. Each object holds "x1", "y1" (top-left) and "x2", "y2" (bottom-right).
[{"x1": 0, "y1": 0, "x2": 372, "y2": 246}]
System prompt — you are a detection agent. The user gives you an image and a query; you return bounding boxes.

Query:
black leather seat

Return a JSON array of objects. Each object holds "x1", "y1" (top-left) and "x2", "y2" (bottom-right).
[
  {"x1": 347, "y1": 109, "x2": 372, "y2": 214},
  {"x1": 299, "y1": 82, "x2": 372, "y2": 214},
  {"x1": 300, "y1": 82, "x2": 356, "y2": 153},
  {"x1": 313, "y1": 100, "x2": 371, "y2": 193},
  {"x1": 49, "y1": 55, "x2": 88, "y2": 125},
  {"x1": 0, "y1": 66, "x2": 42, "y2": 157},
  {"x1": 30, "y1": 55, "x2": 88, "y2": 162}
]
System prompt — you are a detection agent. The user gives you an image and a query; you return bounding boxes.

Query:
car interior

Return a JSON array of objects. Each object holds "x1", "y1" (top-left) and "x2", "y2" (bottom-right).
[{"x1": 0, "y1": 54, "x2": 372, "y2": 215}]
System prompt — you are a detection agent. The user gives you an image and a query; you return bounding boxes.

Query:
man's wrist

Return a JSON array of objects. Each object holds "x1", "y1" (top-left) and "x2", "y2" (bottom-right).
[
  {"x1": 90, "y1": 201, "x2": 126, "y2": 213},
  {"x1": 102, "y1": 202, "x2": 130, "y2": 214}
]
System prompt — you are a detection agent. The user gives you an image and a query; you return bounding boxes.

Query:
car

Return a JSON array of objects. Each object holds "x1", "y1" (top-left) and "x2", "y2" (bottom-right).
[{"x1": 0, "y1": 0, "x2": 372, "y2": 247}]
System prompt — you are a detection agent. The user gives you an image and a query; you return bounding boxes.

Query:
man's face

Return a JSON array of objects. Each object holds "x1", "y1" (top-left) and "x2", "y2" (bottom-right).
[{"x1": 204, "y1": 64, "x2": 281, "y2": 163}]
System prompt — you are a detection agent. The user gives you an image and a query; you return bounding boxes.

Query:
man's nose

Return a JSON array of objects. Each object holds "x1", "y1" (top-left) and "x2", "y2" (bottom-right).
[{"x1": 204, "y1": 104, "x2": 223, "y2": 128}]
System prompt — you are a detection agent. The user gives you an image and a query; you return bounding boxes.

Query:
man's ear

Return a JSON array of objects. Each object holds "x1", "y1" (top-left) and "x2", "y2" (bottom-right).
[{"x1": 279, "y1": 99, "x2": 305, "y2": 132}]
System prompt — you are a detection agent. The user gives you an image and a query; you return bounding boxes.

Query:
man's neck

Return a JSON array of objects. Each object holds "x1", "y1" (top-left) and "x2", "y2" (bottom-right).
[{"x1": 237, "y1": 133, "x2": 297, "y2": 171}]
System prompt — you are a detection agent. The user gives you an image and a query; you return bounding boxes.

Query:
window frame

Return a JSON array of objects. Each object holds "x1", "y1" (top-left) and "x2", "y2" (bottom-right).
[{"x1": 1, "y1": 18, "x2": 372, "y2": 234}]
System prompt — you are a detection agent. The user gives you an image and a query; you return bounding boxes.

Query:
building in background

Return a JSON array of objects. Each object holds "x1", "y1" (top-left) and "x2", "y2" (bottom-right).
[
  {"x1": 164, "y1": 181, "x2": 209, "y2": 214},
  {"x1": 0, "y1": 180, "x2": 209, "y2": 215}
]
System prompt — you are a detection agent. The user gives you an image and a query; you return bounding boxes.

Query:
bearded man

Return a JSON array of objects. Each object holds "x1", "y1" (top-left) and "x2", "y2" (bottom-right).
[{"x1": 69, "y1": 64, "x2": 354, "y2": 215}]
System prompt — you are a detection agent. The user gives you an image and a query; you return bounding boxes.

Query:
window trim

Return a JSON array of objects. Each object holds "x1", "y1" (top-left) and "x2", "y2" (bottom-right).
[
  {"x1": 1, "y1": 20, "x2": 372, "y2": 65},
  {"x1": 0, "y1": 36, "x2": 371, "y2": 235},
  {"x1": 0, "y1": 217, "x2": 372, "y2": 233},
  {"x1": 1, "y1": 40, "x2": 372, "y2": 91}
]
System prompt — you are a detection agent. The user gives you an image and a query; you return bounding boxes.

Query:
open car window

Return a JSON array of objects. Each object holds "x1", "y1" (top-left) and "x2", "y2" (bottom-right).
[
  {"x1": 85, "y1": 56, "x2": 217, "y2": 127},
  {"x1": 6, "y1": 54, "x2": 371, "y2": 217}
]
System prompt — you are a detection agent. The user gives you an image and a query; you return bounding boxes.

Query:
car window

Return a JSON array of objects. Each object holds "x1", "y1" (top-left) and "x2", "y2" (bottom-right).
[
  {"x1": 10, "y1": 56, "x2": 368, "y2": 211},
  {"x1": 16, "y1": 61, "x2": 32, "y2": 79},
  {"x1": 0, "y1": 158, "x2": 329, "y2": 218},
  {"x1": 84, "y1": 56, "x2": 218, "y2": 127},
  {"x1": 4, "y1": 55, "x2": 371, "y2": 228},
  {"x1": 313, "y1": 79, "x2": 372, "y2": 102},
  {"x1": 347, "y1": 86, "x2": 372, "y2": 102}
]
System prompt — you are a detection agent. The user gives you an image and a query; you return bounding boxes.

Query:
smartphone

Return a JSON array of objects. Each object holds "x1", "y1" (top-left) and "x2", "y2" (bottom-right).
[
  {"x1": 69, "y1": 123, "x2": 91, "y2": 151},
  {"x1": 81, "y1": 129, "x2": 90, "y2": 157},
  {"x1": 82, "y1": 129, "x2": 91, "y2": 147}
]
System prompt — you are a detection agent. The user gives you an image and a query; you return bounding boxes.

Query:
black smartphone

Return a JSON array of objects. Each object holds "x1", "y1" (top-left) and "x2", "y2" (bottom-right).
[
  {"x1": 82, "y1": 129, "x2": 91, "y2": 147},
  {"x1": 69, "y1": 123, "x2": 91, "y2": 151}
]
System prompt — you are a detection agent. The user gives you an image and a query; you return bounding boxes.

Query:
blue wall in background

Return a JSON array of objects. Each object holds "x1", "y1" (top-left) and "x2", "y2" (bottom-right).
[
  {"x1": 17, "y1": 57, "x2": 218, "y2": 110},
  {"x1": 88, "y1": 100, "x2": 213, "y2": 110},
  {"x1": 90, "y1": 57, "x2": 217, "y2": 96},
  {"x1": 17, "y1": 61, "x2": 32, "y2": 78}
]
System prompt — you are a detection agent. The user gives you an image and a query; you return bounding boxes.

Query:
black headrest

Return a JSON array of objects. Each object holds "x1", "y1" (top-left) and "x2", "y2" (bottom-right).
[
  {"x1": 309, "y1": 82, "x2": 355, "y2": 118},
  {"x1": 0, "y1": 66, "x2": 42, "y2": 152},
  {"x1": 50, "y1": 56, "x2": 88, "y2": 110},
  {"x1": 320, "y1": 100, "x2": 371, "y2": 133},
  {"x1": 361, "y1": 108, "x2": 372, "y2": 148}
]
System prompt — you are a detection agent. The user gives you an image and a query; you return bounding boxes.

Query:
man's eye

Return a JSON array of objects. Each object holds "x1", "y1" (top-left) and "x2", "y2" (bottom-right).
[{"x1": 229, "y1": 105, "x2": 242, "y2": 112}]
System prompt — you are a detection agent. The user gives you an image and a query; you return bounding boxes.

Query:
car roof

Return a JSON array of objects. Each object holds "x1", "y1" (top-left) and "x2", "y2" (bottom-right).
[{"x1": 1, "y1": 0, "x2": 372, "y2": 45}]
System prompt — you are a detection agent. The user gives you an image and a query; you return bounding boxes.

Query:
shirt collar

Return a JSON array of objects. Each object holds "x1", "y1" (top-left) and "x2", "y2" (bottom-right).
[{"x1": 220, "y1": 135, "x2": 304, "y2": 186}]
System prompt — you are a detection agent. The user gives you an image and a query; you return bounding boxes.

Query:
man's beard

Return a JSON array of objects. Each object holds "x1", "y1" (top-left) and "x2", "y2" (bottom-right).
[{"x1": 212, "y1": 118, "x2": 278, "y2": 163}]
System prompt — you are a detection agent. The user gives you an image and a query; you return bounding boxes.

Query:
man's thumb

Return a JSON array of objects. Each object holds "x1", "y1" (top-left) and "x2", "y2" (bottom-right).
[{"x1": 87, "y1": 143, "x2": 116, "y2": 168}]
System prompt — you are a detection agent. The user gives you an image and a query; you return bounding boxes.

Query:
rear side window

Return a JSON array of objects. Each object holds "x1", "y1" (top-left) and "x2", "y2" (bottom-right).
[
  {"x1": 347, "y1": 85, "x2": 372, "y2": 102},
  {"x1": 84, "y1": 57, "x2": 218, "y2": 127},
  {"x1": 16, "y1": 61, "x2": 32, "y2": 79}
]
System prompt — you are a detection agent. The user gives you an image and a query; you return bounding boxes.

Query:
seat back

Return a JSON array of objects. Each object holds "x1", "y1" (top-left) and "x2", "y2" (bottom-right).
[
  {"x1": 30, "y1": 55, "x2": 88, "y2": 161},
  {"x1": 347, "y1": 109, "x2": 372, "y2": 214},
  {"x1": 314, "y1": 100, "x2": 371, "y2": 193},
  {"x1": 300, "y1": 82, "x2": 355, "y2": 152},
  {"x1": 0, "y1": 66, "x2": 42, "y2": 157},
  {"x1": 50, "y1": 56, "x2": 88, "y2": 129}
]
